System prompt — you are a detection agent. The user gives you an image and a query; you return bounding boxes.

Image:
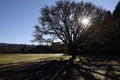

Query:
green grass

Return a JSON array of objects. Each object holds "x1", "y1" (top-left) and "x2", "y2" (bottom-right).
[{"x1": 0, "y1": 54, "x2": 65, "y2": 65}]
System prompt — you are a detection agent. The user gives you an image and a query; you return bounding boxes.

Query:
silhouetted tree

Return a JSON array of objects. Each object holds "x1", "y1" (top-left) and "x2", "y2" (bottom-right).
[
  {"x1": 113, "y1": 1, "x2": 120, "y2": 18},
  {"x1": 77, "y1": 11, "x2": 113, "y2": 54},
  {"x1": 84, "y1": 9, "x2": 120, "y2": 56},
  {"x1": 20, "y1": 46, "x2": 28, "y2": 53},
  {"x1": 51, "y1": 42, "x2": 67, "y2": 53},
  {"x1": 112, "y1": 1, "x2": 120, "y2": 55},
  {"x1": 33, "y1": 0, "x2": 106, "y2": 59}
]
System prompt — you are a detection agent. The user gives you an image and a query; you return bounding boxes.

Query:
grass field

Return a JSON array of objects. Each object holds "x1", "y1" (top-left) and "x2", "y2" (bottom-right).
[
  {"x1": 0, "y1": 54, "x2": 66, "y2": 65},
  {"x1": 0, "y1": 54, "x2": 120, "y2": 80}
]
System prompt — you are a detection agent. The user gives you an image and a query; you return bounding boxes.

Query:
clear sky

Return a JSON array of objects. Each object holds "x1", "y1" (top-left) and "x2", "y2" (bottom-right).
[{"x1": 0, "y1": 0, "x2": 119, "y2": 44}]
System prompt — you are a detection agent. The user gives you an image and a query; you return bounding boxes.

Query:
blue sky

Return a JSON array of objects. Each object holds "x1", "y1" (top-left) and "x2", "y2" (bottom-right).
[{"x1": 0, "y1": 0, "x2": 119, "y2": 44}]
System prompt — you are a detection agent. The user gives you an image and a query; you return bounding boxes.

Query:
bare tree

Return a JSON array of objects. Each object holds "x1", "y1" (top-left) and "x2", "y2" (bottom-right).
[{"x1": 33, "y1": 0, "x2": 106, "y2": 59}]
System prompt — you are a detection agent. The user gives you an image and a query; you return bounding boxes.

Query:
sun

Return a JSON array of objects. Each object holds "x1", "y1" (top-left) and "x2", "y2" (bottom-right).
[
  {"x1": 78, "y1": 16, "x2": 91, "y2": 28},
  {"x1": 82, "y1": 18, "x2": 89, "y2": 25}
]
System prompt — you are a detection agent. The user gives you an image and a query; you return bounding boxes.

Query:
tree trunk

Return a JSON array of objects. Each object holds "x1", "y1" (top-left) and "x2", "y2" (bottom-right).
[
  {"x1": 68, "y1": 44, "x2": 77, "y2": 61},
  {"x1": 71, "y1": 54, "x2": 76, "y2": 60}
]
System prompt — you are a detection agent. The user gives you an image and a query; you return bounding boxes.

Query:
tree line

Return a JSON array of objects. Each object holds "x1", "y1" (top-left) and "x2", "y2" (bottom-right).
[
  {"x1": 0, "y1": 43, "x2": 34, "y2": 54},
  {"x1": 0, "y1": 43, "x2": 66, "y2": 54}
]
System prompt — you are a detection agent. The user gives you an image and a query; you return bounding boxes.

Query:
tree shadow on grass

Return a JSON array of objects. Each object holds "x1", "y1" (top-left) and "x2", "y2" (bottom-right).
[{"x1": 0, "y1": 57, "x2": 120, "y2": 80}]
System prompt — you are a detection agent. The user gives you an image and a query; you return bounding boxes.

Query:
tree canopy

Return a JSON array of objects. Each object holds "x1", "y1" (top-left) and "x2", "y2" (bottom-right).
[{"x1": 33, "y1": 0, "x2": 106, "y2": 58}]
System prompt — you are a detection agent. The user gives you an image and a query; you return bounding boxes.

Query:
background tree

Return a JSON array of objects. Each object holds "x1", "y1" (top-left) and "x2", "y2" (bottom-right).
[
  {"x1": 89, "y1": 11, "x2": 113, "y2": 54},
  {"x1": 33, "y1": 0, "x2": 106, "y2": 59},
  {"x1": 112, "y1": 1, "x2": 120, "y2": 55},
  {"x1": 84, "y1": 1, "x2": 120, "y2": 56},
  {"x1": 113, "y1": 1, "x2": 120, "y2": 18}
]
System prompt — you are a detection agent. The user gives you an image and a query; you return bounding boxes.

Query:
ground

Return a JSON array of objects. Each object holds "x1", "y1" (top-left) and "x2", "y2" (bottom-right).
[{"x1": 0, "y1": 54, "x2": 120, "y2": 80}]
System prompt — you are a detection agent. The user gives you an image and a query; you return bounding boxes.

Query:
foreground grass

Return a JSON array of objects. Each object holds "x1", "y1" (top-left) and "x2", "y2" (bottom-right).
[
  {"x1": 0, "y1": 54, "x2": 68, "y2": 65},
  {"x1": 0, "y1": 54, "x2": 119, "y2": 80}
]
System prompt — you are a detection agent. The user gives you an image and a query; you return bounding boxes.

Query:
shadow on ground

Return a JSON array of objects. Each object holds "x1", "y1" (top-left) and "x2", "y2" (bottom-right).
[{"x1": 0, "y1": 56, "x2": 120, "y2": 80}]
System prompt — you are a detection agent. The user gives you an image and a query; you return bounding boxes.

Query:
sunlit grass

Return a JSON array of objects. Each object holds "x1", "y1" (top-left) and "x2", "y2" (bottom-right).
[{"x1": 0, "y1": 54, "x2": 65, "y2": 65}]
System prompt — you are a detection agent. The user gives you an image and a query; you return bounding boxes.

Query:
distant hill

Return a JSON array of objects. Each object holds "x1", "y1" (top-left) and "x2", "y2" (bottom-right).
[
  {"x1": 0, "y1": 43, "x2": 35, "y2": 54},
  {"x1": 0, "y1": 43, "x2": 66, "y2": 54}
]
